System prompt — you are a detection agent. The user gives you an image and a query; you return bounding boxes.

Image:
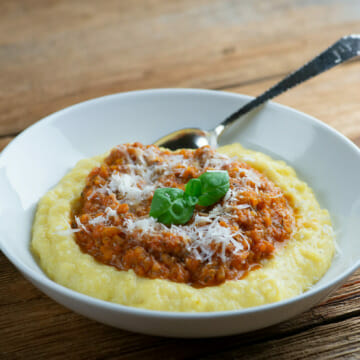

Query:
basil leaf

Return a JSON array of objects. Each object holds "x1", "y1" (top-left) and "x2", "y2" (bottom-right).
[
  {"x1": 197, "y1": 171, "x2": 230, "y2": 207},
  {"x1": 185, "y1": 178, "x2": 202, "y2": 197},
  {"x1": 149, "y1": 188, "x2": 184, "y2": 218},
  {"x1": 184, "y1": 193, "x2": 198, "y2": 207},
  {"x1": 149, "y1": 171, "x2": 230, "y2": 225},
  {"x1": 158, "y1": 198, "x2": 194, "y2": 225},
  {"x1": 185, "y1": 178, "x2": 202, "y2": 206},
  {"x1": 150, "y1": 188, "x2": 194, "y2": 225}
]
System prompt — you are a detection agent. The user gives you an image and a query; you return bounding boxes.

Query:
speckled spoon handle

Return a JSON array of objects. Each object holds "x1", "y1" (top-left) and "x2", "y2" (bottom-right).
[{"x1": 215, "y1": 35, "x2": 360, "y2": 137}]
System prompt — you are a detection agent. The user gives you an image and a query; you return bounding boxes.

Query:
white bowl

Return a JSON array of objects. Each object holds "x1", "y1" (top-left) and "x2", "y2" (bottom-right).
[{"x1": 0, "y1": 89, "x2": 359, "y2": 338}]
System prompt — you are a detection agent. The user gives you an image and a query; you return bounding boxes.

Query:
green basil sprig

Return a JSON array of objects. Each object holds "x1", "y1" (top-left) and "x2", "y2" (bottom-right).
[
  {"x1": 150, "y1": 171, "x2": 229, "y2": 225},
  {"x1": 197, "y1": 171, "x2": 230, "y2": 206},
  {"x1": 149, "y1": 188, "x2": 194, "y2": 225}
]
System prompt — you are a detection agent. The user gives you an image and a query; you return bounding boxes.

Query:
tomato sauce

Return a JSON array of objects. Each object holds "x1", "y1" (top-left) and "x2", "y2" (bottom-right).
[{"x1": 72, "y1": 143, "x2": 294, "y2": 287}]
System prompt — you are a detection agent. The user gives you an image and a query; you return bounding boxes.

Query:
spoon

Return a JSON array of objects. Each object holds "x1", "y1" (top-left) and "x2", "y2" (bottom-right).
[{"x1": 154, "y1": 35, "x2": 360, "y2": 150}]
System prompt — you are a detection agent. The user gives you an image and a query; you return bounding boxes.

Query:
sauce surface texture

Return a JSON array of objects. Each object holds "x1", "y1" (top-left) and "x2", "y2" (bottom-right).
[{"x1": 72, "y1": 143, "x2": 294, "y2": 287}]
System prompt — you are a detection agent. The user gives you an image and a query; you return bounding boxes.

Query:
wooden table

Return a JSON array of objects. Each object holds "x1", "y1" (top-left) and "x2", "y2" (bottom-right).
[{"x1": 1, "y1": 1, "x2": 359, "y2": 358}]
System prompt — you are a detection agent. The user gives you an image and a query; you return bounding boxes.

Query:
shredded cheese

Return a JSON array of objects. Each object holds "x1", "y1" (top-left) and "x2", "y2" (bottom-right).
[{"x1": 75, "y1": 144, "x2": 287, "y2": 263}]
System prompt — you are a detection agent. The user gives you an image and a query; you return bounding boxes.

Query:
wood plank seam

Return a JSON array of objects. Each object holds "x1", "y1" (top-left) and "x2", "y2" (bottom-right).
[
  {"x1": 213, "y1": 55, "x2": 360, "y2": 91},
  {"x1": 0, "y1": 132, "x2": 19, "y2": 138},
  {"x1": 195, "y1": 320, "x2": 360, "y2": 359},
  {"x1": 213, "y1": 72, "x2": 286, "y2": 91},
  {"x1": 119, "y1": 310, "x2": 360, "y2": 360},
  {"x1": 188, "y1": 320, "x2": 360, "y2": 360},
  {"x1": 206, "y1": 311, "x2": 360, "y2": 357}
]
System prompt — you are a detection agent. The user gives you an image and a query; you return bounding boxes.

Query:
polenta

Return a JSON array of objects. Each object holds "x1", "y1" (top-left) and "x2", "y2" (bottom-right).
[{"x1": 31, "y1": 143, "x2": 334, "y2": 312}]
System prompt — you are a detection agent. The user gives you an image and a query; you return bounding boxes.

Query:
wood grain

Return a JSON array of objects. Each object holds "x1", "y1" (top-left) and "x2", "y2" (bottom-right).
[
  {"x1": 200, "y1": 318, "x2": 360, "y2": 360},
  {"x1": 1, "y1": 0, "x2": 360, "y2": 359},
  {"x1": 1, "y1": 0, "x2": 360, "y2": 135},
  {"x1": 229, "y1": 59, "x2": 360, "y2": 140},
  {"x1": 0, "y1": 250, "x2": 359, "y2": 359}
]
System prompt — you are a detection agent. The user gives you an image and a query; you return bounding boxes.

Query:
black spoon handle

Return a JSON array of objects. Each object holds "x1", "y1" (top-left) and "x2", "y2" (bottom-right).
[{"x1": 215, "y1": 35, "x2": 360, "y2": 137}]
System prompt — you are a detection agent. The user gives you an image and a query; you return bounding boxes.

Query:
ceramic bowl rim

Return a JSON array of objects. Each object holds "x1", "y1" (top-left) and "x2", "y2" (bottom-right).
[{"x1": 1, "y1": 88, "x2": 359, "y2": 319}]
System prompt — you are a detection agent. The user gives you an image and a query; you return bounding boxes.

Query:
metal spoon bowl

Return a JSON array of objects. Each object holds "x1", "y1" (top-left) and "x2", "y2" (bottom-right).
[{"x1": 154, "y1": 35, "x2": 360, "y2": 150}]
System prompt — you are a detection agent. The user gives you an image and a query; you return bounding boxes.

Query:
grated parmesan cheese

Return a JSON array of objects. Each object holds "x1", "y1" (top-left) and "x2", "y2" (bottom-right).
[
  {"x1": 88, "y1": 207, "x2": 118, "y2": 226},
  {"x1": 75, "y1": 144, "x2": 290, "y2": 264},
  {"x1": 75, "y1": 216, "x2": 90, "y2": 234}
]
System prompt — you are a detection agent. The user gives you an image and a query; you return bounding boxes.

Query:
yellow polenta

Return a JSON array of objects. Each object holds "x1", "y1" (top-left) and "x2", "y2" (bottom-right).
[{"x1": 31, "y1": 144, "x2": 334, "y2": 312}]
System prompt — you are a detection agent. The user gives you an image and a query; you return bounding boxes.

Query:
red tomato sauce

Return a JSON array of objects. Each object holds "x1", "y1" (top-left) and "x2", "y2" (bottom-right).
[{"x1": 72, "y1": 143, "x2": 294, "y2": 287}]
